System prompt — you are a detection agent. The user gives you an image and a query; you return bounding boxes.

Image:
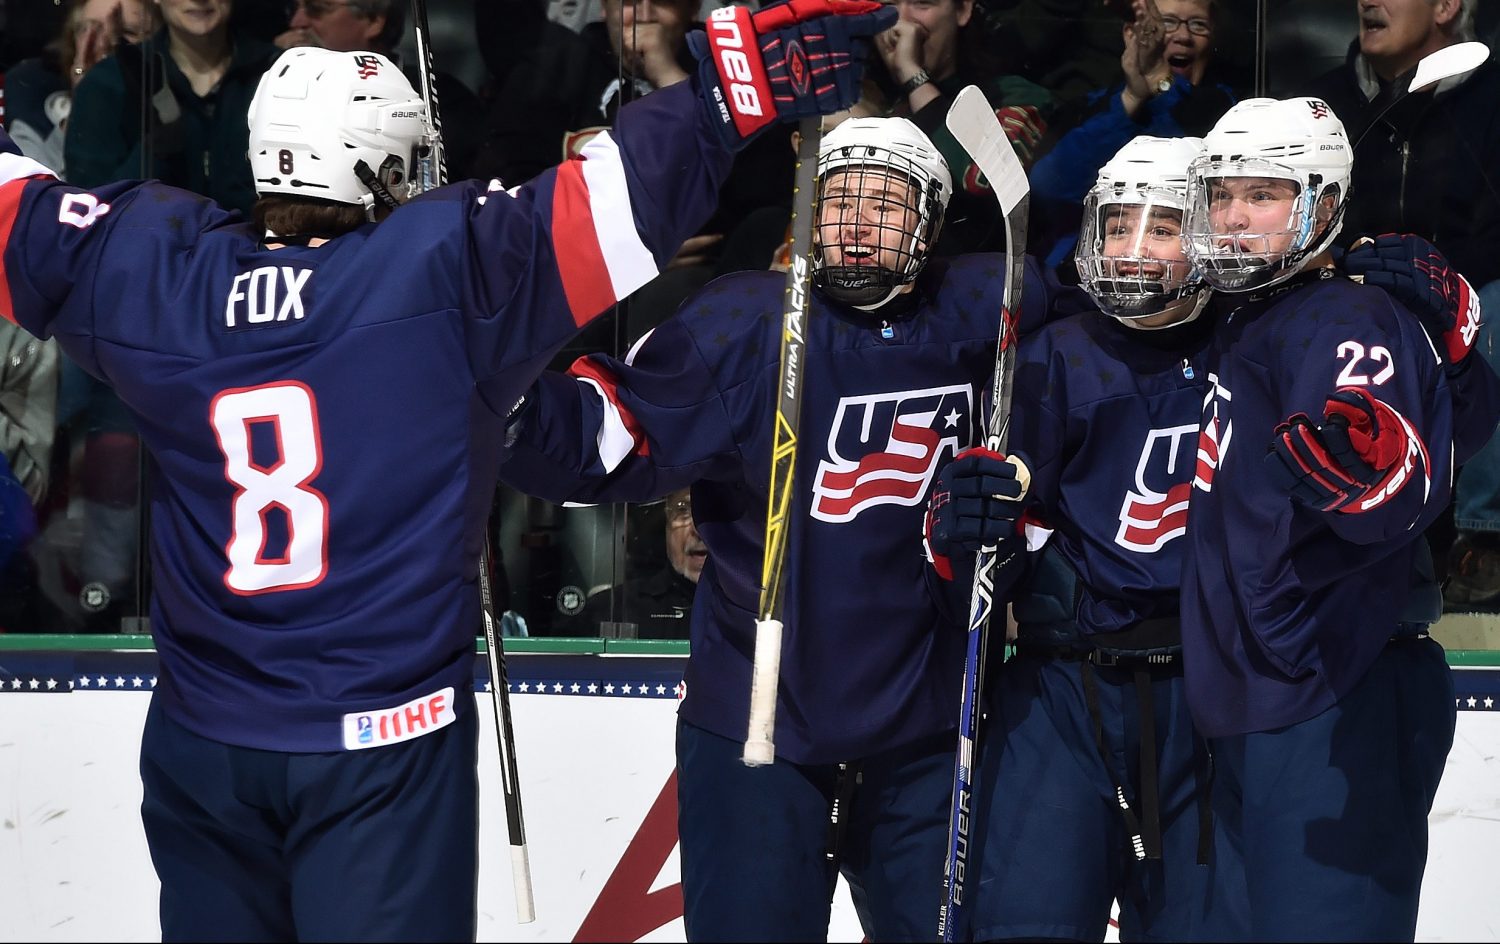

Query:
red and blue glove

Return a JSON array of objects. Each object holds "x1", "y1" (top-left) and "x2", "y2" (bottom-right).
[
  {"x1": 924, "y1": 447, "x2": 1031, "y2": 580},
  {"x1": 1343, "y1": 233, "x2": 1481, "y2": 375},
  {"x1": 688, "y1": 0, "x2": 897, "y2": 150},
  {"x1": 1265, "y1": 387, "x2": 1423, "y2": 513}
]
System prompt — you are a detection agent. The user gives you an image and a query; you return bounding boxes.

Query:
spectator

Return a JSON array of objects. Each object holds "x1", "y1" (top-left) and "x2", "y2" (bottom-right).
[
  {"x1": 65, "y1": 0, "x2": 278, "y2": 216},
  {"x1": 864, "y1": 0, "x2": 1054, "y2": 255},
  {"x1": 565, "y1": 487, "x2": 704, "y2": 639},
  {"x1": 1305, "y1": 0, "x2": 1500, "y2": 609},
  {"x1": 3, "y1": 0, "x2": 154, "y2": 176},
  {"x1": 1028, "y1": 0, "x2": 1235, "y2": 271},
  {"x1": 273, "y1": 0, "x2": 485, "y2": 180}
]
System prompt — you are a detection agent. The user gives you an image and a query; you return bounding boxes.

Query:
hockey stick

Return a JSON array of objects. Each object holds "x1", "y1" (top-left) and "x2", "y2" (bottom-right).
[
  {"x1": 478, "y1": 540, "x2": 536, "y2": 923},
  {"x1": 744, "y1": 115, "x2": 822, "y2": 767},
  {"x1": 407, "y1": 0, "x2": 535, "y2": 922},
  {"x1": 410, "y1": 0, "x2": 446, "y2": 189},
  {"x1": 937, "y1": 85, "x2": 1031, "y2": 943}
]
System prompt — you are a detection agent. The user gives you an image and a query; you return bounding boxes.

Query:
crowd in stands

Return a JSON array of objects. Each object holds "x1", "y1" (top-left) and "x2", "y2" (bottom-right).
[{"x1": 0, "y1": 0, "x2": 1496, "y2": 637}]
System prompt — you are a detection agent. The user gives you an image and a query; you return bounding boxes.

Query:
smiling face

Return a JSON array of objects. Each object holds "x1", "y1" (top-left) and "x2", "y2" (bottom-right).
[
  {"x1": 1098, "y1": 203, "x2": 1199, "y2": 326},
  {"x1": 1156, "y1": 0, "x2": 1214, "y2": 85},
  {"x1": 816, "y1": 167, "x2": 923, "y2": 275}
]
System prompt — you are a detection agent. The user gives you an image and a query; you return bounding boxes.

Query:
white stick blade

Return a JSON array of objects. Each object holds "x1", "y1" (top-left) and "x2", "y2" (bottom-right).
[
  {"x1": 1410, "y1": 41, "x2": 1489, "y2": 93},
  {"x1": 944, "y1": 85, "x2": 1029, "y2": 216}
]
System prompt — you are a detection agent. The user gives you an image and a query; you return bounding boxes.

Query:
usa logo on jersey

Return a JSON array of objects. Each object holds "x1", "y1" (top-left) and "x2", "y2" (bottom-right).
[
  {"x1": 1116, "y1": 424, "x2": 1197, "y2": 552},
  {"x1": 811, "y1": 385, "x2": 973, "y2": 522}
]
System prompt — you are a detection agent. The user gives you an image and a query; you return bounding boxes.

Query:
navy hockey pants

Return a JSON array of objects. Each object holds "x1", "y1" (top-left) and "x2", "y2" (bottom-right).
[
  {"x1": 139, "y1": 697, "x2": 480, "y2": 942},
  {"x1": 970, "y1": 652, "x2": 1240, "y2": 942},
  {"x1": 1206, "y1": 636, "x2": 1456, "y2": 942},
  {"x1": 676, "y1": 719, "x2": 953, "y2": 942}
]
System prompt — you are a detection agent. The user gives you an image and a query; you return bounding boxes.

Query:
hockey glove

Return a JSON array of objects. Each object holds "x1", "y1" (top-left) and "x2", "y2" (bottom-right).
[
  {"x1": 1265, "y1": 387, "x2": 1421, "y2": 514},
  {"x1": 1344, "y1": 233, "x2": 1481, "y2": 375},
  {"x1": 688, "y1": 0, "x2": 897, "y2": 150},
  {"x1": 924, "y1": 447, "x2": 1031, "y2": 580}
]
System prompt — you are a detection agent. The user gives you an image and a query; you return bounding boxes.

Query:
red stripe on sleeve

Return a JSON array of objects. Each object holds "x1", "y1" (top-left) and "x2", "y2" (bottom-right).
[
  {"x1": 0, "y1": 178, "x2": 28, "y2": 325},
  {"x1": 550, "y1": 160, "x2": 618, "y2": 327},
  {"x1": 567, "y1": 355, "x2": 651, "y2": 458}
]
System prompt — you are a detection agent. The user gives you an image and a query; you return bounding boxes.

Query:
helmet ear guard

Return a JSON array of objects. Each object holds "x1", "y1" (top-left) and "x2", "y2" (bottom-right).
[{"x1": 812, "y1": 117, "x2": 952, "y2": 310}]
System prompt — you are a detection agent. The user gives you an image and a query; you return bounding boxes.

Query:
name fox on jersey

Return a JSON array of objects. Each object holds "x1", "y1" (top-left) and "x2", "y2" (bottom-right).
[
  {"x1": 1117, "y1": 424, "x2": 1197, "y2": 552},
  {"x1": 225, "y1": 265, "x2": 313, "y2": 329},
  {"x1": 812, "y1": 385, "x2": 972, "y2": 522}
]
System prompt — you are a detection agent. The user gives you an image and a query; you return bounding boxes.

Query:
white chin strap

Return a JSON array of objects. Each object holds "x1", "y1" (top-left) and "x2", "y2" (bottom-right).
[{"x1": 855, "y1": 283, "x2": 912, "y2": 312}]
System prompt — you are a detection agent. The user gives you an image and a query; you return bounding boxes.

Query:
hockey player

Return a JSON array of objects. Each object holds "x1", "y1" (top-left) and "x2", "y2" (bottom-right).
[
  {"x1": 0, "y1": 0, "x2": 896, "y2": 937},
  {"x1": 1176, "y1": 96, "x2": 1489, "y2": 941},
  {"x1": 929, "y1": 135, "x2": 1237, "y2": 942},
  {"x1": 497, "y1": 115, "x2": 1062, "y2": 940}
]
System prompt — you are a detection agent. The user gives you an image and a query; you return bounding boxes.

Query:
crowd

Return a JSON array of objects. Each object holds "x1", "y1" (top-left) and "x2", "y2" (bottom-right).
[{"x1": 5, "y1": 0, "x2": 1491, "y2": 638}]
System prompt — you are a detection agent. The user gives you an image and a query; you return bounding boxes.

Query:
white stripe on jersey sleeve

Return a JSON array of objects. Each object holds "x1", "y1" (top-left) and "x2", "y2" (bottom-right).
[
  {"x1": 0, "y1": 151, "x2": 57, "y2": 185},
  {"x1": 576, "y1": 375, "x2": 639, "y2": 474},
  {"x1": 577, "y1": 132, "x2": 660, "y2": 300}
]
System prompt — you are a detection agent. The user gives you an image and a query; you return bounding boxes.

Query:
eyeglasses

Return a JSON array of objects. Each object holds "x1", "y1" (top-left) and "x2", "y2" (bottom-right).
[
  {"x1": 1158, "y1": 15, "x2": 1211, "y2": 36},
  {"x1": 666, "y1": 497, "x2": 693, "y2": 525},
  {"x1": 287, "y1": 0, "x2": 364, "y2": 18}
]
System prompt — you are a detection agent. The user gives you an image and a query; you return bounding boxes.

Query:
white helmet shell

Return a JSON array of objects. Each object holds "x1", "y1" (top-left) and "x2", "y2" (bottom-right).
[
  {"x1": 814, "y1": 116, "x2": 952, "y2": 308},
  {"x1": 248, "y1": 48, "x2": 430, "y2": 213},
  {"x1": 1075, "y1": 135, "x2": 1208, "y2": 323},
  {"x1": 1182, "y1": 96, "x2": 1352, "y2": 293}
]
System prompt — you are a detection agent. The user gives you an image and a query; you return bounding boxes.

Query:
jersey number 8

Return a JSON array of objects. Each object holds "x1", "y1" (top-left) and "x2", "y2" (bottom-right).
[{"x1": 210, "y1": 381, "x2": 329, "y2": 594}]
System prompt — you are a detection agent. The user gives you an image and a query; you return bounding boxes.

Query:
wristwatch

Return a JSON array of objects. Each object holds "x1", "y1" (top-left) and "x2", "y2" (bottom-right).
[
  {"x1": 899, "y1": 69, "x2": 933, "y2": 100},
  {"x1": 1155, "y1": 76, "x2": 1174, "y2": 94}
]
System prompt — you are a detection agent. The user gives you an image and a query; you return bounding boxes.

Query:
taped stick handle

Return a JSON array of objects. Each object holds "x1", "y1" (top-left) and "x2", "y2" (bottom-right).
[{"x1": 743, "y1": 618, "x2": 785, "y2": 766}]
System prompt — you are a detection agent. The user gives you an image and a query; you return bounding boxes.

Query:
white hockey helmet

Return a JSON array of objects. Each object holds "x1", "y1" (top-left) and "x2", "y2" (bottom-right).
[
  {"x1": 1075, "y1": 135, "x2": 1210, "y2": 325},
  {"x1": 814, "y1": 116, "x2": 953, "y2": 309},
  {"x1": 248, "y1": 48, "x2": 431, "y2": 218},
  {"x1": 1182, "y1": 97, "x2": 1352, "y2": 293}
]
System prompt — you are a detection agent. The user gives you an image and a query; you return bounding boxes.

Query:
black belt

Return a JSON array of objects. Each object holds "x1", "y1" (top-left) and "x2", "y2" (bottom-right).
[{"x1": 1011, "y1": 638, "x2": 1209, "y2": 866}]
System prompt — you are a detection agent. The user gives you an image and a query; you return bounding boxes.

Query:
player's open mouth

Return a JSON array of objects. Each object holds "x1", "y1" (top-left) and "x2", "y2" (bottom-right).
[{"x1": 841, "y1": 247, "x2": 876, "y2": 263}]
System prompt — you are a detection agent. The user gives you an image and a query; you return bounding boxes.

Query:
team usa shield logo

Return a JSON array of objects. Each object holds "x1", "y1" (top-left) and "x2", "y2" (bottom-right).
[
  {"x1": 811, "y1": 385, "x2": 973, "y2": 522},
  {"x1": 1116, "y1": 425, "x2": 1197, "y2": 552},
  {"x1": 354, "y1": 54, "x2": 381, "y2": 79}
]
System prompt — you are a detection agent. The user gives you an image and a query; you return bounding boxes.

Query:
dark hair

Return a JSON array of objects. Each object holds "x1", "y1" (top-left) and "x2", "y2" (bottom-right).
[{"x1": 251, "y1": 195, "x2": 368, "y2": 239}]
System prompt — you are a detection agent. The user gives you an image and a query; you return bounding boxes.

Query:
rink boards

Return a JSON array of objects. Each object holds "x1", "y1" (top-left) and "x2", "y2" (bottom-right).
[{"x1": 2, "y1": 642, "x2": 1499, "y2": 943}]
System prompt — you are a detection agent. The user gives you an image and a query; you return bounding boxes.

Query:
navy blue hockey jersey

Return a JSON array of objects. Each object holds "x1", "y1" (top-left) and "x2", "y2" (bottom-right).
[
  {"x1": 0, "y1": 79, "x2": 732, "y2": 752},
  {"x1": 1009, "y1": 311, "x2": 1215, "y2": 636},
  {"x1": 501, "y1": 254, "x2": 1054, "y2": 764},
  {"x1": 1182, "y1": 271, "x2": 1457, "y2": 738}
]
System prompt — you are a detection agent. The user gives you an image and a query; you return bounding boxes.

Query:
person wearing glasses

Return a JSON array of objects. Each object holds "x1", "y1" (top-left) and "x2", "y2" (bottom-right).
[
  {"x1": 560, "y1": 487, "x2": 705, "y2": 640},
  {"x1": 272, "y1": 0, "x2": 484, "y2": 179},
  {"x1": 1028, "y1": 0, "x2": 1237, "y2": 272}
]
